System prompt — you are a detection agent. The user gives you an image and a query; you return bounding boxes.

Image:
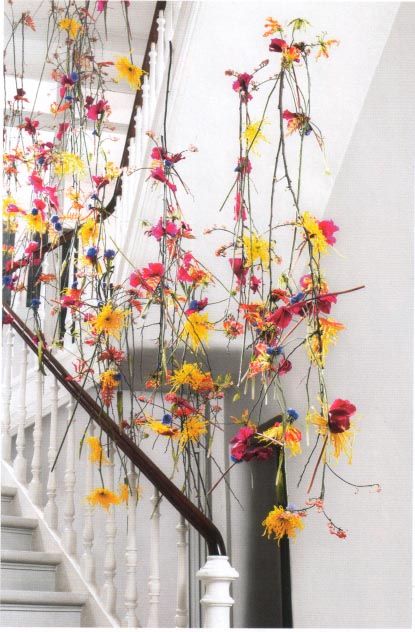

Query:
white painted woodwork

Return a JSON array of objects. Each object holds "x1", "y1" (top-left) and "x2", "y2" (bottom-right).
[
  {"x1": 102, "y1": 442, "x2": 118, "y2": 619},
  {"x1": 156, "y1": 10, "x2": 166, "y2": 90},
  {"x1": 81, "y1": 423, "x2": 96, "y2": 586},
  {"x1": 12, "y1": 339, "x2": 28, "y2": 482},
  {"x1": 175, "y1": 515, "x2": 189, "y2": 627},
  {"x1": 197, "y1": 556, "x2": 239, "y2": 629},
  {"x1": 28, "y1": 366, "x2": 43, "y2": 507},
  {"x1": 44, "y1": 373, "x2": 59, "y2": 530},
  {"x1": 1, "y1": 325, "x2": 13, "y2": 463},
  {"x1": 63, "y1": 398, "x2": 76, "y2": 555},
  {"x1": 147, "y1": 487, "x2": 161, "y2": 628},
  {"x1": 123, "y1": 464, "x2": 139, "y2": 627}
]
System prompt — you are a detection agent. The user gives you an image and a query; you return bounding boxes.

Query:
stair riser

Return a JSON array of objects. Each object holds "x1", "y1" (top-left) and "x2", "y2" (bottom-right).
[
  {"x1": 1, "y1": 527, "x2": 33, "y2": 551},
  {"x1": 0, "y1": 605, "x2": 82, "y2": 627},
  {"x1": 1, "y1": 563, "x2": 57, "y2": 591},
  {"x1": 1, "y1": 496, "x2": 17, "y2": 516}
]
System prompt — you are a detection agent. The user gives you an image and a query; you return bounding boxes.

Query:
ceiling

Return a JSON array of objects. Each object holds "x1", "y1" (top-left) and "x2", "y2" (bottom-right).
[{"x1": 4, "y1": 0, "x2": 157, "y2": 94}]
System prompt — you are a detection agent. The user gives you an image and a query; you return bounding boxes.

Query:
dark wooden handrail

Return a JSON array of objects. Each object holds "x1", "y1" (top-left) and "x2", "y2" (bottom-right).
[
  {"x1": 2, "y1": 303, "x2": 226, "y2": 556},
  {"x1": 5, "y1": 0, "x2": 167, "y2": 274}
]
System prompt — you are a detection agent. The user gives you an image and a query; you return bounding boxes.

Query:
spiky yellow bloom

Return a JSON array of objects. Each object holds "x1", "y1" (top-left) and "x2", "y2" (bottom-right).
[
  {"x1": 262, "y1": 506, "x2": 304, "y2": 543},
  {"x1": 86, "y1": 487, "x2": 120, "y2": 510},
  {"x1": 169, "y1": 363, "x2": 214, "y2": 392},
  {"x1": 54, "y1": 152, "x2": 85, "y2": 176},
  {"x1": 179, "y1": 416, "x2": 208, "y2": 449},
  {"x1": 25, "y1": 213, "x2": 48, "y2": 234},
  {"x1": 301, "y1": 212, "x2": 328, "y2": 255},
  {"x1": 242, "y1": 233, "x2": 270, "y2": 269},
  {"x1": 241, "y1": 119, "x2": 270, "y2": 155},
  {"x1": 58, "y1": 17, "x2": 82, "y2": 39},
  {"x1": 307, "y1": 409, "x2": 355, "y2": 463},
  {"x1": 78, "y1": 218, "x2": 99, "y2": 245},
  {"x1": 147, "y1": 418, "x2": 180, "y2": 438},
  {"x1": 85, "y1": 436, "x2": 110, "y2": 464},
  {"x1": 181, "y1": 312, "x2": 214, "y2": 350},
  {"x1": 118, "y1": 483, "x2": 129, "y2": 504},
  {"x1": 307, "y1": 317, "x2": 346, "y2": 366},
  {"x1": 99, "y1": 369, "x2": 120, "y2": 406},
  {"x1": 92, "y1": 303, "x2": 125, "y2": 338},
  {"x1": 115, "y1": 56, "x2": 146, "y2": 89}
]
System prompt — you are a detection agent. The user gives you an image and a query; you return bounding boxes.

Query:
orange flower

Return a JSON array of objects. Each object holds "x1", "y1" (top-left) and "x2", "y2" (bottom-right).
[{"x1": 263, "y1": 17, "x2": 283, "y2": 37}]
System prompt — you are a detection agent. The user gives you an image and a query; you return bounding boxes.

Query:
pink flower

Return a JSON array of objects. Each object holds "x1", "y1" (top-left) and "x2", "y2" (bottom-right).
[
  {"x1": 318, "y1": 219, "x2": 339, "y2": 246},
  {"x1": 250, "y1": 275, "x2": 261, "y2": 293},
  {"x1": 328, "y1": 399, "x2": 356, "y2": 434},
  {"x1": 150, "y1": 166, "x2": 177, "y2": 192},
  {"x1": 233, "y1": 192, "x2": 247, "y2": 221},
  {"x1": 232, "y1": 73, "x2": 253, "y2": 102},
  {"x1": 86, "y1": 99, "x2": 108, "y2": 121},
  {"x1": 43, "y1": 186, "x2": 59, "y2": 209},
  {"x1": 148, "y1": 218, "x2": 179, "y2": 241},
  {"x1": 25, "y1": 241, "x2": 39, "y2": 255},
  {"x1": 29, "y1": 172, "x2": 44, "y2": 192},
  {"x1": 20, "y1": 117, "x2": 39, "y2": 136},
  {"x1": 269, "y1": 38, "x2": 287, "y2": 52},
  {"x1": 230, "y1": 426, "x2": 273, "y2": 463},
  {"x1": 283, "y1": 109, "x2": 297, "y2": 121},
  {"x1": 96, "y1": 0, "x2": 108, "y2": 12},
  {"x1": 141, "y1": 262, "x2": 165, "y2": 279},
  {"x1": 277, "y1": 357, "x2": 292, "y2": 376},
  {"x1": 92, "y1": 175, "x2": 110, "y2": 189}
]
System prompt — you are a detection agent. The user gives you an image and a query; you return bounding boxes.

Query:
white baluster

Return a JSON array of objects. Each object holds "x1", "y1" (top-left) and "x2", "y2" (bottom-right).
[
  {"x1": 156, "y1": 10, "x2": 166, "y2": 90},
  {"x1": 124, "y1": 464, "x2": 139, "y2": 627},
  {"x1": 142, "y1": 75, "x2": 150, "y2": 131},
  {"x1": 28, "y1": 365, "x2": 44, "y2": 506},
  {"x1": 134, "y1": 106, "x2": 143, "y2": 166},
  {"x1": 63, "y1": 397, "x2": 76, "y2": 555},
  {"x1": 147, "y1": 487, "x2": 161, "y2": 628},
  {"x1": 175, "y1": 515, "x2": 189, "y2": 627},
  {"x1": 82, "y1": 422, "x2": 95, "y2": 585},
  {"x1": 44, "y1": 372, "x2": 59, "y2": 529},
  {"x1": 197, "y1": 556, "x2": 239, "y2": 629},
  {"x1": 102, "y1": 442, "x2": 117, "y2": 618},
  {"x1": 13, "y1": 338, "x2": 28, "y2": 482},
  {"x1": 128, "y1": 137, "x2": 135, "y2": 170},
  {"x1": 1, "y1": 325, "x2": 14, "y2": 463},
  {"x1": 149, "y1": 42, "x2": 157, "y2": 120}
]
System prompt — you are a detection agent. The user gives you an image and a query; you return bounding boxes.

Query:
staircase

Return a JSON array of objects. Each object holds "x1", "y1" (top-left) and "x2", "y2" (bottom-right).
[{"x1": 1, "y1": 485, "x2": 87, "y2": 627}]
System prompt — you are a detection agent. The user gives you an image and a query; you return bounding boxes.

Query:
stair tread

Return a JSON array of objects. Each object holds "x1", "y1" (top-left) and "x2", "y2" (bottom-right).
[
  {"x1": 1, "y1": 515, "x2": 38, "y2": 529},
  {"x1": 1, "y1": 550, "x2": 61, "y2": 565},
  {"x1": 1, "y1": 486, "x2": 17, "y2": 499},
  {"x1": 0, "y1": 589, "x2": 88, "y2": 606}
]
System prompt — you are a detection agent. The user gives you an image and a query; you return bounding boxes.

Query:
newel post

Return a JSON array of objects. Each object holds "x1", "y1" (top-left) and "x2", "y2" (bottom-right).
[{"x1": 197, "y1": 556, "x2": 239, "y2": 628}]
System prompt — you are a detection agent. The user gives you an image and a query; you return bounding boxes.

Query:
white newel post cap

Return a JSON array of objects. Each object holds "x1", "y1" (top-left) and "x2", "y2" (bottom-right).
[{"x1": 197, "y1": 555, "x2": 239, "y2": 628}]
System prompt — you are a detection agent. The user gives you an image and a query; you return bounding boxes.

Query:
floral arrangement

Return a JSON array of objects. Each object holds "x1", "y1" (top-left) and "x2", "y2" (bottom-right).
[{"x1": 3, "y1": 4, "x2": 379, "y2": 542}]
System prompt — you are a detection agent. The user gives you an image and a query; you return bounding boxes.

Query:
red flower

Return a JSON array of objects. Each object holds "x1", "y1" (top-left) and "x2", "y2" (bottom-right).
[
  {"x1": 250, "y1": 275, "x2": 261, "y2": 293},
  {"x1": 316, "y1": 293, "x2": 337, "y2": 314},
  {"x1": 277, "y1": 357, "x2": 292, "y2": 376},
  {"x1": 92, "y1": 175, "x2": 110, "y2": 189},
  {"x1": 271, "y1": 288, "x2": 289, "y2": 304},
  {"x1": 29, "y1": 172, "x2": 44, "y2": 193},
  {"x1": 20, "y1": 117, "x2": 39, "y2": 136},
  {"x1": 96, "y1": 0, "x2": 108, "y2": 12},
  {"x1": 130, "y1": 262, "x2": 164, "y2": 292},
  {"x1": 236, "y1": 157, "x2": 252, "y2": 175},
  {"x1": 232, "y1": 73, "x2": 253, "y2": 102},
  {"x1": 229, "y1": 257, "x2": 248, "y2": 286},
  {"x1": 56, "y1": 122, "x2": 69, "y2": 141},
  {"x1": 269, "y1": 38, "x2": 287, "y2": 52},
  {"x1": 328, "y1": 399, "x2": 356, "y2": 434},
  {"x1": 24, "y1": 241, "x2": 39, "y2": 255},
  {"x1": 318, "y1": 219, "x2": 339, "y2": 246},
  {"x1": 267, "y1": 305, "x2": 293, "y2": 329},
  {"x1": 230, "y1": 426, "x2": 273, "y2": 463}
]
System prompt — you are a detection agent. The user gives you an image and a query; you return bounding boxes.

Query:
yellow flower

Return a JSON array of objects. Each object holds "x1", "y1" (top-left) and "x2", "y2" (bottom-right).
[
  {"x1": 284, "y1": 425, "x2": 302, "y2": 456},
  {"x1": 115, "y1": 56, "x2": 146, "y2": 89},
  {"x1": 316, "y1": 38, "x2": 340, "y2": 60},
  {"x1": 58, "y1": 17, "x2": 82, "y2": 39},
  {"x1": 307, "y1": 317, "x2": 346, "y2": 366},
  {"x1": 78, "y1": 218, "x2": 99, "y2": 245},
  {"x1": 92, "y1": 303, "x2": 125, "y2": 338},
  {"x1": 301, "y1": 212, "x2": 329, "y2": 255},
  {"x1": 25, "y1": 213, "x2": 47, "y2": 234},
  {"x1": 242, "y1": 233, "x2": 270, "y2": 269},
  {"x1": 105, "y1": 161, "x2": 121, "y2": 181},
  {"x1": 85, "y1": 436, "x2": 109, "y2": 464},
  {"x1": 54, "y1": 152, "x2": 85, "y2": 176},
  {"x1": 147, "y1": 418, "x2": 180, "y2": 438},
  {"x1": 307, "y1": 409, "x2": 355, "y2": 463},
  {"x1": 262, "y1": 506, "x2": 304, "y2": 543},
  {"x1": 118, "y1": 483, "x2": 129, "y2": 504},
  {"x1": 169, "y1": 363, "x2": 214, "y2": 392},
  {"x1": 86, "y1": 487, "x2": 120, "y2": 510},
  {"x1": 181, "y1": 312, "x2": 214, "y2": 350},
  {"x1": 241, "y1": 119, "x2": 270, "y2": 155},
  {"x1": 179, "y1": 416, "x2": 208, "y2": 450}
]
